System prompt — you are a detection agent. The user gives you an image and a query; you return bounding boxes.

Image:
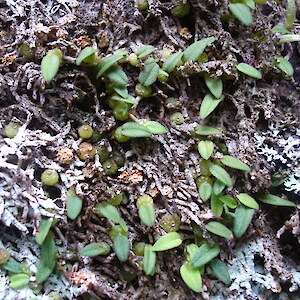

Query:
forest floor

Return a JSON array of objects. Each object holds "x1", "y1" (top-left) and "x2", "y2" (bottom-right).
[{"x1": 0, "y1": 0, "x2": 300, "y2": 299}]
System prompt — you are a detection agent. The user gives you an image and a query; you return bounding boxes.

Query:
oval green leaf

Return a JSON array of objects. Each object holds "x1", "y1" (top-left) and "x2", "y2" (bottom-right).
[
  {"x1": 200, "y1": 93, "x2": 223, "y2": 119},
  {"x1": 209, "y1": 164, "x2": 233, "y2": 187},
  {"x1": 219, "y1": 195, "x2": 237, "y2": 209},
  {"x1": 236, "y1": 63, "x2": 262, "y2": 79},
  {"x1": 237, "y1": 193, "x2": 259, "y2": 209},
  {"x1": 66, "y1": 189, "x2": 83, "y2": 220},
  {"x1": 199, "y1": 182, "x2": 212, "y2": 202},
  {"x1": 180, "y1": 263, "x2": 202, "y2": 292},
  {"x1": 79, "y1": 242, "x2": 111, "y2": 257},
  {"x1": 211, "y1": 193, "x2": 224, "y2": 216},
  {"x1": 143, "y1": 245, "x2": 156, "y2": 275},
  {"x1": 113, "y1": 235, "x2": 129, "y2": 262},
  {"x1": 162, "y1": 51, "x2": 183, "y2": 73},
  {"x1": 9, "y1": 273, "x2": 30, "y2": 289},
  {"x1": 257, "y1": 194, "x2": 296, "y2": 207},
  {"x1": 76, "y1": 47, "x2": 98, "y2": 65},
  {"x1": 96, "y1": 54, "x2": 123, "y2": 78},
  {"x1": 35, "y1": 217, "x2": 53, "y2": 245},
  {"x1": 107, "y1": 65, "x2": 129, "y2": 86},
  {"x1": 194, "y1": 125, "x2": 222, "y2": 136},
  {"x1": 220, "y1": 155, "x2": 250, "y2": 171},
  {"x1": 138, "y1": 61, "x2": 160, "y2": 86},
  {"x1": 191, "y1": 243, "x2": 220, "y2": 268},
  {"x1": 142, "y1": 121, "x2": 168, "y2": 134},
  {"x1": 120, "y1": 122, "x2": 152, "y2": 137},
  {"x1": 183, "y1": 37, "x2": 216, "y2": 62},
  {"x1": 205, "y1": 221, "x2": 233, "y2": 239},
  {"x1": 41, "y1": 51, "x2": 61, "y2": 84},
  {"x1": 204, "y1": 76, "x2": 223, "y2": 98},
  {"x1": 136, "y1": 45, "x2": 155, "y2": 59},
  {"x1": 213, "y1": 180, "x2": 225, "y2": 195},
  {"x1": 273, "y1": 57, "x2": 294, "y2": 76},
  {"x1": 229, "y1": 3, "x2": 253, "y2": 26},
  {"x1": 209, "y1": 259, "x2": 231, "y2": 285},
  {"x1": 95, "y1": 202, "x2": 122, "y2": 224},
  {"x1": 198, "y1": 140, "x2": 215, "y2": 160},
  {"x1": 233, "y1": 205, "x2": 255, "y2": 238},
  {"x1": 152, "y1": 232, "x2": 182, "y2": 251},
  {"x1": 139, "y1": 203, "x2": 155, "y2": 227}
]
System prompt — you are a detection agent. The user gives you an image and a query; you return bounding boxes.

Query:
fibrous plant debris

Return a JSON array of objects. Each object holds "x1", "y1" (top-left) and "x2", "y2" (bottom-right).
[{"x1": 0, "y1": 0, "x2": 299, "y2": 299}]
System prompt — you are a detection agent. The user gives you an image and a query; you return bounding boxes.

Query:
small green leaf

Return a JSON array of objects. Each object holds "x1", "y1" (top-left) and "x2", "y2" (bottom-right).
[
  {"x1": 152, "y1": 232, "x2": 182, "y2": 251},
  {"x1": 41, "y1": 49, "x2": 62, "y2": 84},
  {"x1": 107, "y1": 65, "x2": 129, "y2": 86},
  {"x1": 244, "y1": 0, "x2": 256, "y2": 9},
  {"x1": 138, "y1": 61, "x2": 160, "y2": 86},
  {"x1": 95, "y1": 202, "x2": 122, "y2": 224},
  {"x1": 191, "y1": 243, "x2": 220, "y2": 268},
  {"x1": 113, "y1": 235, "x2": 129, "y2": 262},
  {"x1": 211, "y1": 193, "x2": 224, "y2": 216},
  {"x1": 186, "y1": 244, "x2": 199, "y2": 261},
  {"x1": 76, "y1": 47, "x2": 98, "y2": 65},
  {"x1": 35, "y1": 218, "x2": 53, "y2": 245},
  {"x1": 96, "y1": 54, "x2": 123, "y2": 78},
  {"x1": 9, "y1": 274, "x2": 30, "y2": 289},
  {"x1": 233, "y1": 205, "x2": 255, "y2": 238},
  {"x1": 143, "y1": 245, "x2": 156, "y2": 275},
  {"x1": 162, "y1": 51, "x2": 183, "y2": 73},
  {"x1": 66, "y1": 189, "x2": 83, "y2": 220},
  {"x1": 237, "y1": 193, "x2": 259, "y2": 209},
  {"x1": 273, "y1": 57, "x2": 294, "y2": 76},
  {"x1": 142, "y1": 121, "x2": 168, "y2": 134},
  {"x1": 36, "y1": 233, "x2": 57, "y2": 283},
  {"x1": 205, "y1": 221, "x2": 233, "y2": 239},
  {"x1": 111, "y1": 94, "x2": 137, "y2": 104},
  {"x1": 219, "y1": 195, "x2": 237, "y2": 209},
  {"x1": 200, "y1": 93, "x2": 223, "y2": 119},
  {"x1": 204, "y1": 76, "x2": 223, "y2": 98},
  {"x1": 209, "y1": 165, "x2": 233, "y2": 187},
  {"x1": 198, "y1": 140, "x2": 215, "y2": 160},
  {"x1": 136, "y1": 45, "x2": 155, "y2": 59},
  {"x1": 3, "y1": 258, "x2": 28, "y2": 274},
  {"x1": 194, "y1": 125, "x2": 222, "y2": 136},
  {"x1": 236, "y1": 63, "x2": 262, "y2": 79},
  {"x1": 180, "y1": 263, "x2": 202, "y2": 292},
  {"x1": 113, "y1": 84, "x2": 128, "y2": 98},
  {"x1": 79, "y1": 242, "x2": 111, "y2": 257},
  {"x1": 213, "y1": 180, "x2": 225, "y2": 195},
  {"x1": 209, "y1": 259, "x2": 231, "y2": 285},
  {"x1": 229, "y1": 3, "x2": 253, "y2": 26},
  {"x1": 120, "y1": 122, "x2": 152, "y2": 137},
  {"x1": 198, "y1": 182, "x2": 212, "y2": 202},
  {"x1": 183, "y1": 37, "x2": 216, "y2": 62},
  {"x1": 271, "y1": 25, "x2": 291, "y2": 34},
  {"x1": 139, "y1": 203, "x2": 155, "y2": 227},
  {"x1": 220, "y1": 155, "x2": 250, "y2": 171},
  {"x1": 257, "y1": 194, "x2": 296, "y2": 207}
]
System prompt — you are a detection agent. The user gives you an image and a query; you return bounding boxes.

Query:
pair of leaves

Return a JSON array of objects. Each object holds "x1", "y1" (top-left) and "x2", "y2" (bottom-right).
[
  {"x1": 95, "y1": 202, "x2": 128, "y2": 232},
  {"x1": 41, "y1": 49, "x2": 63, "y2": 83},
  {"x1": 36, "y1": 232, "x2": 57, "y2": 283},
  {"x1": 79, "y1": 242, "x2": 111, "y2": 257},
  {"x1": 183, "y1": 37, "x2": 216, "y2": 62},
  {"x1": 66, "y1": 189, "x2": 83, "y2": 220}
]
